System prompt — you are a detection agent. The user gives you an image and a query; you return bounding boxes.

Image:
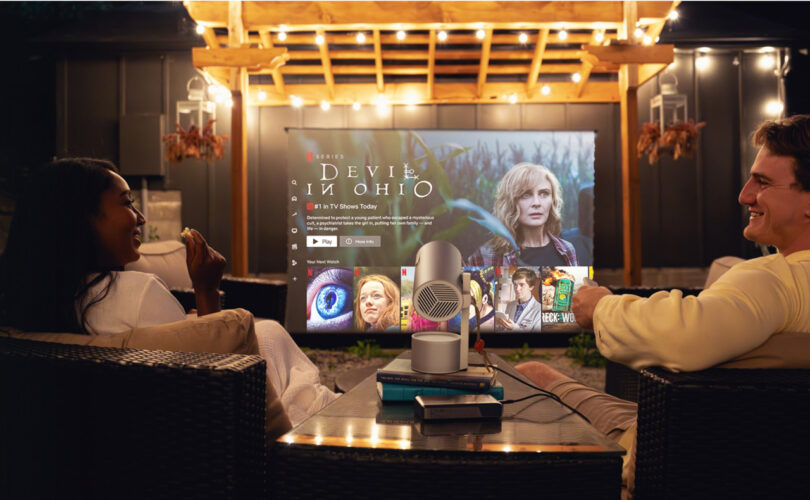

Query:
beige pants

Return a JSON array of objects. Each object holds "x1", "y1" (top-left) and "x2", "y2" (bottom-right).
[{"x1": 546, "y1": 375, "x2": 638, "y2": 492}]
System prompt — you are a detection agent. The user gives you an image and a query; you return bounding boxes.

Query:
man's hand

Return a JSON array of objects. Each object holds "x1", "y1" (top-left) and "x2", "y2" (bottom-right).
[{"x1": 571, "y1": 285, "x2": 613, "y2": 330}]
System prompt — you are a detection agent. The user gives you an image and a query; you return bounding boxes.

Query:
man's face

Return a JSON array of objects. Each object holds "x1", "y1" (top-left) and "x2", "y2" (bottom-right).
[
  {"x1": 738, "y1": 147, "x2": 810, "y2": 255},
  {"x1": 512, "y1": 278, "x2": 533, "y2": 303}
]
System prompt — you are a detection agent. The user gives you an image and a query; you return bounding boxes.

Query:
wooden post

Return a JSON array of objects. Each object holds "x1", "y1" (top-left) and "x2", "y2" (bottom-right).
[
  {"x1": 229, "y1": 0, "x2": 248, "y2": 277},
  {"x1": 620, "y1": 1, "x2": 641, "y2": 285}
]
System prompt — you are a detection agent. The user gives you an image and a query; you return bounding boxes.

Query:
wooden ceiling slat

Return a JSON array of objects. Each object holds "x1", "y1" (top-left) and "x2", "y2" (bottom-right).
[
  {"x1": 574, "y1": 56, "x2": 597, "y2": 97},
  {"x1": 257, "y1": 63, "x2": 618, "y2": 76},
  {"x1": 278, "y1": 48, "x2": 586, "y2": 61},
  {"x1": 258, "y1": 30, "x2": 286, "y2": 94},
  {"x1": 316, "y1": 28, "x2": 335, "y2": 98},
  {"x1": 427, "y1": 30, "x2": 436, "y2": 100},
  {"x1": 477, "y1": 29, "x2": 493, "y2": 98},
  {"x1": 527, "y1": 28, "x2": 549, "y2": 95},
  {"x1": 373, "y1": 29, "x2": 384, "y2": 92},
  {"x1": 244, "y1": 31, "x2": 619, "y2": 46},
  {"x1": 201, "y1": 27, "x2": 219, "y2": 48}
]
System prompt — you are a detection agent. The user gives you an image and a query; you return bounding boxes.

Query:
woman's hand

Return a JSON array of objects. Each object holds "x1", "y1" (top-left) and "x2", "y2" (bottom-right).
[{"x1": 184, "y1": 229, "x2": 226, "y2": 316}]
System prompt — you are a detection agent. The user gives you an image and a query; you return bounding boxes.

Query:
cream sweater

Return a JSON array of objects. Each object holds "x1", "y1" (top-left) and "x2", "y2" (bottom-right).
[{"x1": 593, "y1": 250, "x2": 810, "y2": 372}]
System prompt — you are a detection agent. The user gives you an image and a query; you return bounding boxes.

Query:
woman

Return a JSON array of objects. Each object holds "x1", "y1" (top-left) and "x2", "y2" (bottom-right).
[
  {"x1": 0, "y1": 158, "x2": 336, "y2": 426},
  {"x1": 354, "y1": 274, "x2": 400, "y2": 331},
  {"x1": 467, "y1": 162, "x2": 578, "y2": 267}
]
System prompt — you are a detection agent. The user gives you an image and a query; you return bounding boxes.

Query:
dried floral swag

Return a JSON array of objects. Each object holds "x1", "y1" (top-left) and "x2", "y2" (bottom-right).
[
  {"x1": 637, "y1": 120, "x2": 706, "y2": 164},
  {"x1": 162, "y1": 119, "x2": 228, "y2": 164}
]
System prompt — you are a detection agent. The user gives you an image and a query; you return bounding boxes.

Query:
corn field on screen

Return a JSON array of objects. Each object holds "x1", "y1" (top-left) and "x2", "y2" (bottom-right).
[{"x1": 285, "y1": 129, "x2": 595, "y2": 334}]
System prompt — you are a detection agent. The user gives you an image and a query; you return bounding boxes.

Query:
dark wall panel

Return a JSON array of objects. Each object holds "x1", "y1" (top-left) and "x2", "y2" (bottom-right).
[
  {"x1": 478, "y1": 104, "x2": 520, "y2": 129},
  {"x1": 124, "y1": 56, "x2": 162, "y2": 115},
  {"x1": 393, "y1": 105, "x2": 437, "y2": 129},
  {"x1": 521, "y1": 104, "x2": 567, "y2": 130},
  {"x1": 437, "y1": 105, "x2": 476, "y2": 129},
  {"x1": 64, "y1": 59, "x2": 119, "y2": 161}
]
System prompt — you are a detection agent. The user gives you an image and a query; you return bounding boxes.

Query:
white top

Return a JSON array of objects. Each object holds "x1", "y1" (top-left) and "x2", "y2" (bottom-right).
[
  {"x1": 593, "y1": 250, "x2": 810, "y2": 372},
  {"x1": 79, "y1": 271, "x2": 186, "y2": 335}
]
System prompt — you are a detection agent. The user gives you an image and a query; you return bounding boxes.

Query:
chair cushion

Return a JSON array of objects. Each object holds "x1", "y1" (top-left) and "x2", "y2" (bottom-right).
[{"x1": 125, "y1": 240, "x2": 193, "y2": 289}]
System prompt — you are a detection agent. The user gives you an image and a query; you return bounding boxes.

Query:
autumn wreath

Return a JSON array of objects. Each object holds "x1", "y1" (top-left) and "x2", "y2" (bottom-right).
[
  {"x1": 162, "y1": 119, "x2": 228, "y2": 165},
  {"x1": 637, "y1": 119, "x2": 706, "y2": 164}
]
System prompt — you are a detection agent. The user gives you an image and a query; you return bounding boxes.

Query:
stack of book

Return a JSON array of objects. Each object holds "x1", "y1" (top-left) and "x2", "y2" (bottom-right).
[{"x1": 376, "y1": 358, "x2": 503, "y2": 402}]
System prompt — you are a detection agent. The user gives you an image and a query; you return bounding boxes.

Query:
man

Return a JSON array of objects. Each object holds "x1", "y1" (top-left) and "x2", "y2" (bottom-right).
[
  {"x1": 501, "y1": 267, "x2": 543, "y2": 331},
  {"x1": 516, "y1": 114, "x2": 810, "y2": 490}
]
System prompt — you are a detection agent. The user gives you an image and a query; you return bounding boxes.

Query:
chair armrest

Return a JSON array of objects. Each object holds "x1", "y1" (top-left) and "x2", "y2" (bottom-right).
[
  {"x1": 634, "y1": 366, "x2": 810, "y2": 499},
  {"x1": 220, "y1": 277, "x2": 286, "y2": 322}
]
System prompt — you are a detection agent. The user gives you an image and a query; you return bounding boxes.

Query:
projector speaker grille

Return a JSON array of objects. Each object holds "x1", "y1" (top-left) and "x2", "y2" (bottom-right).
[{"x1": 415, "y1": 282, "x2": 459, "y2": 320}]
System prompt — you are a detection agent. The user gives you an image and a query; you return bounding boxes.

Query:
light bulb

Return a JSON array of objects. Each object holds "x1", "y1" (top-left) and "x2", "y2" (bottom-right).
[
  {"x1": 634, "y1": 28, "x2": 644, "y2": 39},
  {"x1": 643, "y1": 36, "x2": 653, "y2": 46},
  {"x1": 572, "y1": 72, "x2": 582, "y2": 83},
  {"x1": 558, "y1": 29, "x2": 568, "y2": 41},
  {"x1": 291, "y1": 95, "x2": 303, "y2": 107},
  {"x1": 476, "y1": 29, "x2": 485, "y2": 40},
  {"x1": 352, "y1": 101, "x2": 361, "y2": 110},
  {"x1": 765, "y1": 100, "x2": 784, "y2": 115},
  {"x1": 695, "y1": 55, "x2": 710, "y2": 71},
  {"x1": 541, "y1": 84, "x2": 551, "y2": 95},
  {"x1": 195, "y1": 24, "x2": 205, "y2": 35},
  {"x1": 519, "y1": 33, "x2": 528, "y2": 44},
  {"x1": 315, "y1": 34, "x2": 325, "y2": 45},
  {"x1": 668, "y1": 10, "x2": 679, "y2": 21},
  {"x1": 356, "y1": 32, "x2": 366, "y2": 44},
  {"x1": 437, "y1": 30, "x2": 448, "y2": 42},
  {"x1": 758, "y1": 54, "x2": 775, "y2": 70},
  {"x1": 508, "y1": 93, "x2": 518, "y2": 104},
  {"x1": 396, "y1": 30, "x2": 406, "y2": 41},
  {"x1": 320, "y1": 100, "x2": 331, "y2": 111},
  {"x1": 277, "y1": 31, "x2": 287, "y2": 42},
  {"x1": 595, "y1": 31, "x2": 605, "y2": 43},
  {"x1": 257, "y1": 90, "x2": 267, "y2": 101}
]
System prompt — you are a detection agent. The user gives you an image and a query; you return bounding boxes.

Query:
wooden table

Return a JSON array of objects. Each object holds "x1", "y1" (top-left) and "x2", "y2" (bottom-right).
[{"x1": 270, "y1": 352, "x2": 624, "y2": 499}]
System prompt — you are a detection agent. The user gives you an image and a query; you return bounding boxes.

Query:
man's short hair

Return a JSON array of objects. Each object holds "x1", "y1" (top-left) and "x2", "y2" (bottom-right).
[
  {"x1": 511, "y1": 267, "x2": 538, "y2": 288},
  {"x1": 753, "y1": 114, "x2": 810, "y2": 190}
]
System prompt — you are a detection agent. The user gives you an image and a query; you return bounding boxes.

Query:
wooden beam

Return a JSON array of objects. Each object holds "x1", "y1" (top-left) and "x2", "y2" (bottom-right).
[
  {"x1": 277, "y1": 48, "x2": 583, "y2": 61},
  {"x1": 573, "y1": 55, "x2": 596, "y2": 97},
  {"x1": 259, "y1": 30, "x2": 286, "y2": 94},
  {"x1": 256, "y1": 31, "x2": 618, "y2": 46},
  {"x1": 247, "y1": 80, "x2": 620, "y2": 105},
  {"x1": 228, "y1": 0, "x2": 248, "y2": 277},
  {"x1": 527, "y1": 28, "x2": 549, "y2": 95},
  {"x1": 638, "y1": 62, "x2": 668, "y2": 86},
  {"x1": 317, "y1": 28, "x2": 335, "y2": 99},
  {"x1": 476, "y1": 29, "x2": 492, "y2": 98},
  {"x1": 584, "y1": 44, "x2": 673, "y2": 65},
  {"x1": 201, "y1": 26, "x2": 219, "y2": 48},
  {"x1": 619, "y1": 64, "x2": 640, "y2": 286},
  {"x1": 427, "y1": 30, "x2": 436, "y2": 100},
  {"x1": 193, "y1": 47, "x2": 289, "y2": 69},
  {"x1": 255, "y1": 62, "x2": 619, "y2": 76},
  {"x1": 373, "y1": 29, "x2": 383, "y2": 93}
]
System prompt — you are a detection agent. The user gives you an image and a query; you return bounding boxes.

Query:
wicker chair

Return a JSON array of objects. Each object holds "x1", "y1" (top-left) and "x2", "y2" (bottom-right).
[
  {"x1": 634, "y1": 367, "x2": 810, "y2": 499},
  {"x1": 0, "y1": 336, "x2": 268, "y2": 500}
]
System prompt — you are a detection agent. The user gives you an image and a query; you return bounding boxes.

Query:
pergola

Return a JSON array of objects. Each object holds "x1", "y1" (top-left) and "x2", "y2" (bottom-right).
[{"x1": 183, "y1": 0, "x2": 679, "y2": 285}]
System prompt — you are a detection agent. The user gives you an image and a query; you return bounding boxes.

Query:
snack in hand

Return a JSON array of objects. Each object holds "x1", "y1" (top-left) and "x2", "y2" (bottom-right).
[{"x1": 180, "y1": 227, "x2": 193, "y2": 239}]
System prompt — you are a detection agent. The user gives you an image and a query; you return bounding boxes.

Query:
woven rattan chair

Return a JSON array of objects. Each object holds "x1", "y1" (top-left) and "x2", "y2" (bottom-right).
[
  {"x1": 0, "y1": 337, "x2": 268, "y2": 500},
  {"x1": 634, "y1": 367, "x2": 810, "y2": 499}
]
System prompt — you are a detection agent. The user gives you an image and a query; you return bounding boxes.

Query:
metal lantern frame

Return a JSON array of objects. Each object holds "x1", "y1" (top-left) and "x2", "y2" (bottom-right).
[
  {"x1": 649, "y1": 72, "x2": 687, "y2": 130},
  {"x1": 176, "y1": 75, "x2": 216, "y2": 133}
]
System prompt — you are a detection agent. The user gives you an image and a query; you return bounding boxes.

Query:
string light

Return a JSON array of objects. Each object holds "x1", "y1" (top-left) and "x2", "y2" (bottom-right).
[
  {"x1": 476, "y1": 29, "x2": 485, "y2": 40},
  {"x1": 315, "y1": 34, "x2": 325, "y2": 45},
  {"x1": 643, "y1": 35, "x2": 653, "y2": 46},
  {"x1": 396, "y1": 30, "x2": 406, "y2": 41},
  {"x1": 195, "y1": 24, "x2": 205, "y2": 35},
  {"x1": 759, "y1": 54, "x2": 775, "y2": 70},
  {"x1": 594, "y1": 31, "x2": 605, "y2": 43},
  {"x1": 765, "y1": 100, "x2": 784, "y2": 115},
  {"x1": 277, "y1": 31, "x2": 287, "y2": 42},
  {"x1": 437, "y1": 30, "x2": 448, "y2": 42},
  {"x1": 695, "y1": 55, "x2": 710, "y2": 71},
  {"x1": 356, "y1": 32, "x2": 366, "y2": 44},
  {"x1": 668, "y1": 10, "x2": 679, "y2": 21},
  {"x1": 257, "y1": 90, "x2": 267, "y2": 101},
  {"x1": 290, "y1": 95, "x2": 303, "y2": 107},
  {"x1": 558, "y1": 29, "x2": 568, "y2": 41},
  {"x1": 634, "y1": 27, "x2": 644, "y2": 39},
  {"x1": 518, "y1": 33, "x2": 528, "y2": 44},
  {"x1": 320, "y1": 100, "x2": 331, "y2": 111},
  {"x1": 376, "y1": 95, "x2": 389, "y2": 115},
  {"x1": 352, "y1": 101, "x2": 361, "y2": 111},
  {"x1": 508, "y1": 93, "x2": 518, "y2": 104},
  {"x1": 572, "y1": 72, "x2": 582, "y2": 83},
  {"x1": 541, "y1": 84, "x2": 551, "y2": 95}
]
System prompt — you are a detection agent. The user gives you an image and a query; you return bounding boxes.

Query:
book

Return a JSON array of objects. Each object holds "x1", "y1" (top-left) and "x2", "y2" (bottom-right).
[
  {"x1": 376, "y1": 358, "x2": 496, "y2": 391},
  {"x1": 377, "y1": 381, "x2": 504, "y2": 402}
]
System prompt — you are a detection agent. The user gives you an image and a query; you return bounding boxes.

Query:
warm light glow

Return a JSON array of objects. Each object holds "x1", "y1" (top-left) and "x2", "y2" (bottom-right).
[
  {"x1": 765, "y1": 100, "x2": 784, "y2": 115},
  {"x1": 277, "y1": 31, "x2": 287, "y2": 42},
  {"x1": 376, "y1": 95, "x2": 389, "y2": 115},
  {"x1": 759, "y1": 54, "x2": 775, "y2": 70},
  {"x1": 356, "y1": 32, "x2": 366, "y2": 44},
  {"x1": 227, "y1": 98, "x2": 233, "y2": 108},
  {"x1": 398, "y1": 440, "x2": 410, "y2": 450},
  {"x1": 697, "y1": 47, "x2": 712, "y2": 53},
  {"x1": 634, "y1": 27, "x2": 644, "y2": 39},
  {"x1": 503, "y1": 445, "x2": 512, "y2": 453},
  {"x1": 396, "y1": 30, "x2": 406, "y2": 41},
  {"x1": 352, "y1": 101, "x2": 361, "y2": 111},
  {"x1": 643, "y1": 35, "x2": 653, "y2": 46},
  {"x1": 519, "y1": 32, "x2": 528, "y2": 44},
  {"x1": 558, "y1": 29, "x2": 568, "y2": 41},
  {"x1": 594, "y1": 31, "x2": 605, "y2": 43},
  {"x1": 655, "y1": 36, "x2": 660, "y2": 43},
  {"x1": 291, "y1": 95, "x2": 303, "y2": 107},
  {"x1": 283, "y1": 434, "x2": 294, "y2": 444},
  {"x1": 320, "y1": 100, "x2": 331, "y2": 111},
  {"x1": 438, "y1": 30, "x2": 448, "y2": 42},
  {"x1": 315, "y1": 34, "x2": 325, "y2": 45},
  {"x1": 508, "y1": 93, "x2": 518, "y2": 104},
  {"x1": 405, "y1": 95, "x2": 419, "y2": 107},
  {"x1": 314, "y1": 435, "x2": 323, "y2": 446},
  {"x1": 668, "y1": 10, "x2": 679, "y2": 21},
  {"x1": 257, "y1": 90, "x2": 267, "y2": 101},
  {"x1": 541, "y1": 84, "x2": 551, "y2": 95},
  {"x1": 760, "y1": 46, "x2": 775, "y2": 53},
  {"x1": 572, "y1": 72, "x2": 582, "y2": 83},
  {"x1": 476, "y1": 29, "x2": 485, "y2": 40},
  {"x1": 195, "y1": 24, "x2": 205, "y2": 35},
  {"x1": 695, "y1": 55, "x2": 711, "y2": 71}
]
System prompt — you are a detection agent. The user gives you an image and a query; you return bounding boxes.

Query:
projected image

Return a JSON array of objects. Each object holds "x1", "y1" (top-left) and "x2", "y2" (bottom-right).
[
  {"x1": 447, "y1": 267, "x2": 498, "y2": 333},
  {"x1": 306, "y1": 267, "x2": 354, "y2": 332},
  {"x1": 400, "y1": 267, "x2": 448, "y2": 333},
  {"x1": 540, "y1": 266, "x2": 592, "y2": 332},
  {"x1": 286, "y1": 129, "x2": 595, "y2": 334},
  {"x1": 494, "y1": 267, "x2": 543, "y2": 332},
  {"x1": 353, "y1": 268, "x2": 401, "y2": 332}
]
